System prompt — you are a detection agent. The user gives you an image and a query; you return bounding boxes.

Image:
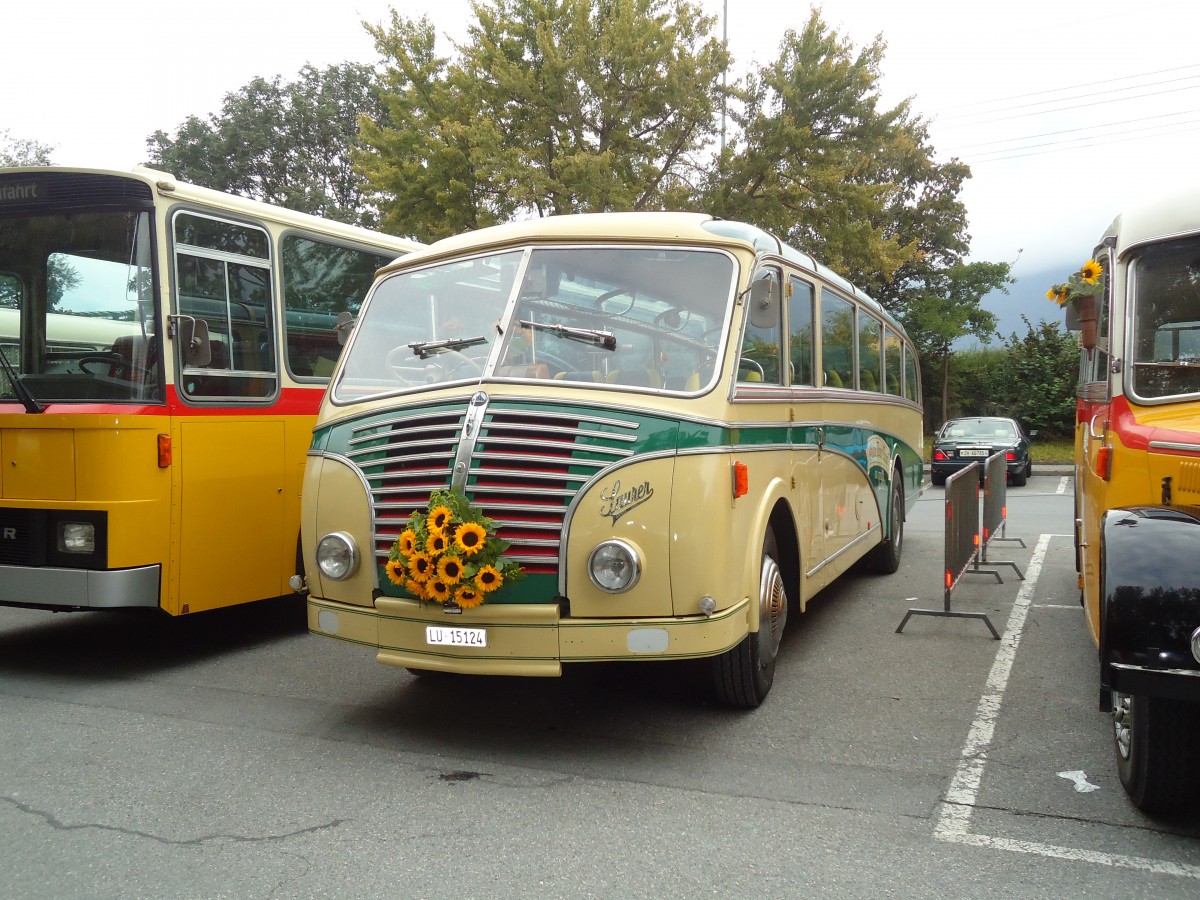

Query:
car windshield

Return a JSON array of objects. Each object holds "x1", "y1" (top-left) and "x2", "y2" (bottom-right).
[
  {"x1": 942, "y1": 419, "x2": 1017, "y2": 441},
  {"x1": 332, "y1": 244, "x2": 736, "y2": 402}
]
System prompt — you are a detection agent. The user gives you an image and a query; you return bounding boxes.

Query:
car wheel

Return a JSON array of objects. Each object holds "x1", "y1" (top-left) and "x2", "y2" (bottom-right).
[
  {"x1": 866, "y1": 471, "x2": 904, "y2": 574},
  {"x1": 1011, "y1": 465, "x2": 1027, "y2": 487},
  {"x1": 930, "y1": 471, "x2": 945, "y2": 486},
  {"x1": 712, "y1": 528, "x2": 786, "y2": 708},
  {"x1": 1112, "y1": 690, "x2": 1200, "y2": 813}
]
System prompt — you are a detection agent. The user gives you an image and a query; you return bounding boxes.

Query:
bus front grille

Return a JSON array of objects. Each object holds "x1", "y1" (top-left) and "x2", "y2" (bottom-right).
[{"x1": 347, "y1": 403, "x2": 639, "y2": 576}]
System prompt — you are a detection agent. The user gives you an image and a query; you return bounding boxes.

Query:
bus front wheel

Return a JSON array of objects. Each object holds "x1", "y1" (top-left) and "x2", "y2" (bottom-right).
[
  {"x1": 1112, "y1": 690, "x2": 1200, "y2": 813},
  {"x1": 711, "y1": 528, "x2": 786, "y2": 709}
]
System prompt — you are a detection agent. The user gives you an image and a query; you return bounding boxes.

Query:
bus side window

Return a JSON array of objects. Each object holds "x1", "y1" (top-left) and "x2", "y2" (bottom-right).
[
  {"x1": 740, "y1": 268, "x2": 782, "y2": 384},
  {"x1": 821, "y1": 289, "x2": 855, "y2": 389},
  {"x1": 788, "y1": 276, "x2": 814, "y2": 386}
]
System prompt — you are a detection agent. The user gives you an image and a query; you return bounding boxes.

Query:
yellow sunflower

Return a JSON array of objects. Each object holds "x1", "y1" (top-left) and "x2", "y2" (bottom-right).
[
  {"x1": 1046, "y1": 285, "x2": 1070, "y2": 305},
  {"x1": 475, "y1": 564, "x2": 503, "y2": 593},
  {"x1": 428, "y1": 531, "x2": 449, "y2": 555},
  {"x1": 404, "y1": 578, "x2": 427, "y2": 600},
  {"x1": 454, "y1": 585, "x2": 484, "y2": 609},
  {"x1": 398, "y1": 529, "x2": 417, "y2": 555},
  {"x1": 385, "y1": 558, "x2": 407, "y2": 585},
  {"x1": 454, "y1": 521, "x2": 487, "y2": 556},
  {"x1": 1079, "y1": 259, "x2": 1103, "y2": 284},
  {"x1": 436, "y1": 555, "x2": 464, "y2": 585},
  {"x1": 427, "y1": 579, "x2": 451, "y2": 602},
  {"x1": 407, "y1": 552, "x2": 434, "y2": 581},
  {"x1": 428, "y1": 505, "x2": 453, "y2": 532}
]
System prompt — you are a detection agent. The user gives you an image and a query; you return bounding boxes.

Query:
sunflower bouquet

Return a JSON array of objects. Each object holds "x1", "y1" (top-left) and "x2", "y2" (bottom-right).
[
  {"x1": 384, "y1": 489, "x2": 523, "y2": 609},
  {"x1": 1046, "y1": 258, "x2": 1104, "y2": 308}
]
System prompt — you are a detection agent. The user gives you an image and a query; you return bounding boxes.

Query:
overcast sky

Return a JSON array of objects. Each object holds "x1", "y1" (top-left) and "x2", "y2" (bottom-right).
[{"x1": 6, "y1": 0, "x2": 1198, "y2": 300}]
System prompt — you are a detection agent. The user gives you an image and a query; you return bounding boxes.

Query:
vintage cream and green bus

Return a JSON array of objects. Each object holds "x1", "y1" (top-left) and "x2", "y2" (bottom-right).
[
  {"x1": 0, "y1": 165, "x2": 421, "y2": 615},
  {"x1": 300, "y1": 213, "x2": 923, "y2": 706},
  {"x1": 1074, "y1": 185, "x2": 1200, "y2": 811}
]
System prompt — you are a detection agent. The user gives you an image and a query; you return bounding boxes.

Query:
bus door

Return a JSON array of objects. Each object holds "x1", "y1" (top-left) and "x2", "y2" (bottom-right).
[
  {"x1": 1074, "y1": 266, "x2": 1112, "y2": 638},
  {"x1": 170, "y1": 211, "x2": 287, "y2": 614}
]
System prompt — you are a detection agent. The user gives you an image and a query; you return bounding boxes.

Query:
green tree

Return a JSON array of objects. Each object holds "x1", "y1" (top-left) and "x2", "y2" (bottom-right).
[
  {"x1": 146, "y1": 63, "x2": 389, "y2": 226},
  {"x1": 705, "y1": 12, "x2": 973, "y2": 310},
  {"x1": 997, "y1": 316, "x2": 1079, "y2": 439},
  {"x1": 903, "y1": 260, "x2": 1012, "y2": 427},
  {"x1": 359, "y1": 0, "x2": 730, "y2": 241},
  {"x1": 0, "y1": 130, "x2": 54, "y2": 166}
]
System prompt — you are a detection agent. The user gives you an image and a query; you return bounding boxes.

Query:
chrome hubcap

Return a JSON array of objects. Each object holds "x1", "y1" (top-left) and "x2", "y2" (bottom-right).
[
  {"x1": 1112, "y1": 691, "x2": 1133, "y2": 761},
  {"x1": 758, "y1": 555, "x2": 787, "y2": 669}
]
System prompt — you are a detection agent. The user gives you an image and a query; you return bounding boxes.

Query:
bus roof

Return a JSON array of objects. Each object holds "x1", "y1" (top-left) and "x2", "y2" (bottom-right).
[
  {"x1": 1099, "y1": 183, "x2": 1200, "y2": 259},
  {"x1": 0, "y1": 164, "x2": 425, "y2": 255},
  {"x1": 379, "y1": 211, "x2": 898, "y2": 329}
]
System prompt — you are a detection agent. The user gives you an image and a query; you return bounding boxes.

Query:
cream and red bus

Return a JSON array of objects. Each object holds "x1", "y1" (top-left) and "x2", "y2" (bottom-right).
[
  {"x1": 0, "y1": 165, "x2": 421, "y2": 616},
  {"x1": 1075, "y1": 185, "x2": 1200, "y2": 812},
  {"x1": 300, "y1": 212, "x2": 923, "y2": 706}
]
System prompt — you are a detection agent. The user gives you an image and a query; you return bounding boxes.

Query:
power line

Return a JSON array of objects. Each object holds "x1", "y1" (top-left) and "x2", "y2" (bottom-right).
[
  {"x1": 935, "y1": 81, "x2": 1200, "y2": 129},
  {"x1": 954, "y1": 121, "x2": 1200, "y2": 164},
  {"x1": 944, "y1": 109, "x2": 1200, "y2": 154},
  {"x1": 936, "y1": 63, "x2": 1200, "y2": 114}
]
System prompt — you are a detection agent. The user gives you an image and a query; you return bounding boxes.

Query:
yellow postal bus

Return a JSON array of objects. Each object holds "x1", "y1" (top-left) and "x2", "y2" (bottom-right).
[
  {"x1": 0, "y1": 165, "x2": 421, "y2": 615},
  {"x1": 1074, "y1": 186, "x2": 1200, "y2": 811},
  {"x1": 300, "y1": 213, "x2": 923, "y2": 706}
]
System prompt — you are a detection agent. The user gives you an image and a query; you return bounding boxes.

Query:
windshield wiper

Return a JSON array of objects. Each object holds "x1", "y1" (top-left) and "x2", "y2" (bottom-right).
[
  {"x1": 0, "y1": 346, "x2": 44, "y2": 414},
  {"x1": 407, "y1": 336, "x2": 488, "y2": 360},
  {"x1": 519, "y1": 320, "x2": 616, "y2": 351}
]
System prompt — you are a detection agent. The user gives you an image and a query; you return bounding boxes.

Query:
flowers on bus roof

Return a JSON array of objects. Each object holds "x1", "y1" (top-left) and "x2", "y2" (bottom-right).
[
  {"x1": 1047, "y1": 259, "x2": 1104, "y2": 307},
  {"x1": 385, "y1": 488, "x2": 523, "y2": 610}
]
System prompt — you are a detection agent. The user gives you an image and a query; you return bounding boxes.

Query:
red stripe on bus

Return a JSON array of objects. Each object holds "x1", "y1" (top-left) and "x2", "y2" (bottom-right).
[{"x1": 0, "y1": 386, "x2": 324, "y2": 418}]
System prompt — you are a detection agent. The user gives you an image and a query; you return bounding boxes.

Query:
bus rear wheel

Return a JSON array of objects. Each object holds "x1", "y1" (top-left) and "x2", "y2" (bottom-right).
[
  {"x1": 1112, "y1": 690, "x2": 1200, "y2": 813},
  {"x1": 711, "y1": 528, "x2": 787, "y2": 708}
]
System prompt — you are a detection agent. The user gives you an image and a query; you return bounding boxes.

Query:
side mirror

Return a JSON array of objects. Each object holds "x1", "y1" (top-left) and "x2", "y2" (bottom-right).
[
  {"x1": 335, "y1": 311, "x2": 355, "y2": 347},
  {"x1": 175, "y1": 316, "x2": 211, "y2": 367},
  {"x1": 748, "y1": 272, "x2": 780, "y2": 330}
]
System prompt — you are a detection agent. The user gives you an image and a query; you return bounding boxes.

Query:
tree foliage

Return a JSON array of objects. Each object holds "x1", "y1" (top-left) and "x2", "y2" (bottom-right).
[
  {"x1": 0, "y1": 130, "x2": 54, "y2": 166},
  {"x1": 358, "y1": 0, "x2": 730, "y2": 241},
  {"x1": 145, "y1": 63, "x2": 389, "y2": 226},
  {"x1": 996, "y1": 316, "x2": 1079, "y2": 439},
  {"x1": 704, "y1": 12, "x2": 972, "y2": 311}
]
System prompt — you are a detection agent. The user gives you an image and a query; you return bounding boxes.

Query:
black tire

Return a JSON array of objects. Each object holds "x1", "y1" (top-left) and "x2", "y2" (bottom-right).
[
  {"x1": 1112, "y1": 690, "x2": 1200, "y2": 813},
  {"x1": 866, "y1": 472, "x2": 904, "y2": 574},
  {"x1": 930, "y1": 471, "x2": 945, "y2": 486},
  {"x1": 1011, "y1": 466, "x2": 1027, "y2": 487},
  {"x1": 712, "y1": 528, "x2": 787, "y2": 708}
]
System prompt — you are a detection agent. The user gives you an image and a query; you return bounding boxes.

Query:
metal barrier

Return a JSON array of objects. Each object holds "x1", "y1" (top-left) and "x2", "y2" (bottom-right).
[
  {"x1": 896, "y1": 463, "x2": 1000, "y2": 639},
  {"x1": 980, "y1": 451, "x2": 1025, "y2": 574}
]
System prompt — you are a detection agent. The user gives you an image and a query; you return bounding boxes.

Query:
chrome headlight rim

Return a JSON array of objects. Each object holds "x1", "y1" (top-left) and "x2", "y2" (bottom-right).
[
  {"x1": 316, "y1": 531, "x2": 359, "y2": 581},
  {"x1": 587, "y1": 539, "x2": 642, "y2": 593}
]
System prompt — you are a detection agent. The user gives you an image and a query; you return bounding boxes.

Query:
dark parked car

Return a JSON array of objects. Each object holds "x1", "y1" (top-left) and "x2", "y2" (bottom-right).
[{"x1": 930, "y1": 416, "x2": 1035, "y2": 486}]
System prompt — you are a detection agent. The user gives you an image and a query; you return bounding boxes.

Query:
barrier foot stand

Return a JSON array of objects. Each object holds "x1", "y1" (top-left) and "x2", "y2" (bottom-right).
[
  {"x1": 977, "y1": 557, "x2": 1024, "y2": 580},
  {"x1": 964, "y1": 563, "x2": 1004, "y2": 584},
  {"x1": 896, "y1": 603, "x2": 1001, "y2": 640}
]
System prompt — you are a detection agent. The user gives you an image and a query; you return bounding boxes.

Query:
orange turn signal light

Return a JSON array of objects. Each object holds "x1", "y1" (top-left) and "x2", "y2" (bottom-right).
[
  {"x1": 157, "y1": 434, "x2": 172, "y2": 468},
  {"x1": 733, "y1": 461, "x2": 749, "y2": 498},
  {"x1": 1096, "y1": 445, "x2": 1112, "y2": 481}
]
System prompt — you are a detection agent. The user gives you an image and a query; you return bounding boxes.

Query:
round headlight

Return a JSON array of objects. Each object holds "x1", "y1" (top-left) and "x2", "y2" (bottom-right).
[
  {"x1": 316, "y1": 532, "x2": 359, "y2": 580},
  {"x1": 588, "y1": 540, "x2": 641, "y2": 593}
]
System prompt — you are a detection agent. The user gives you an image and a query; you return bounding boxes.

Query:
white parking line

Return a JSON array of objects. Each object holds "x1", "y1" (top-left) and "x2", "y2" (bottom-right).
[
  {"x1": 1057, "y1": 476, "x2": 1070, "y2": 495},
  {"x1": 933, "y1": 533, "x2": 1200, "y2": 879}
]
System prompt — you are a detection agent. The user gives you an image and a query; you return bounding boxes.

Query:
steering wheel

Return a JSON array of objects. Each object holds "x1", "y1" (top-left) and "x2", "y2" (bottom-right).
[
  {"x1": 595, "y1": 288, "x2": 636, "y2": 316},
  {"x1": 78, "y1": 352, "x2": 154, "y2": 382},
  {"x1": 738, "y1": 358, "x2": 765, "y2": 378}
]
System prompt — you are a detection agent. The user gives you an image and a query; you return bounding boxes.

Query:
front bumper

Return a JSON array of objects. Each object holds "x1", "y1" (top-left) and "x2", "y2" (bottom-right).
[
  {"x1": 308, "y1": 595, "x2": 751, "y2": 676},
  {"x1": 1108, "y1": 662, "x2": 1200, "y2": 703}
]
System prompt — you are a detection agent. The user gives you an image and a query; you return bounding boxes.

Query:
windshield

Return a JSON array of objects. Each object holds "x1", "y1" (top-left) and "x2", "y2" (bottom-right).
[
  {"x1": 1130, "y1": 236, "x2": 1200, "y2": 400},
  {"x1": 333, "y1": 244, "x2": 736, "y2": 402},
  {"x1": 0, "y1": 208, "x2": 158, "y2": 404}
]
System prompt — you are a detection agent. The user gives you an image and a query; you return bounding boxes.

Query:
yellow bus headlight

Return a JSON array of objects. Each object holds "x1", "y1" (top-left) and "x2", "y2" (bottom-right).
[
  {"x1": 588, "y1": 540, "x2": 641, "y2": 593},
  {"x1": 316, "y1": 532, "x2": 359, "y2": 580}
]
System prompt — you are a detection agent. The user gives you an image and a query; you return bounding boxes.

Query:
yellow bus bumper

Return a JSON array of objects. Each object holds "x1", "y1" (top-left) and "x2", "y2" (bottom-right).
[{"x1": 307, "y1": 595, "x2": 751, "y2": 676}]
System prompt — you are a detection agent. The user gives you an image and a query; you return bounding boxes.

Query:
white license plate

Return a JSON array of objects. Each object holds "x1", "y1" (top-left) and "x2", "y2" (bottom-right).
[
  {"x1": 959, "y1": 448, "x2": 989, "y2": 458},
  {"x1": 426, "y1": 625, "x2": 487, "y2": 647}
]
